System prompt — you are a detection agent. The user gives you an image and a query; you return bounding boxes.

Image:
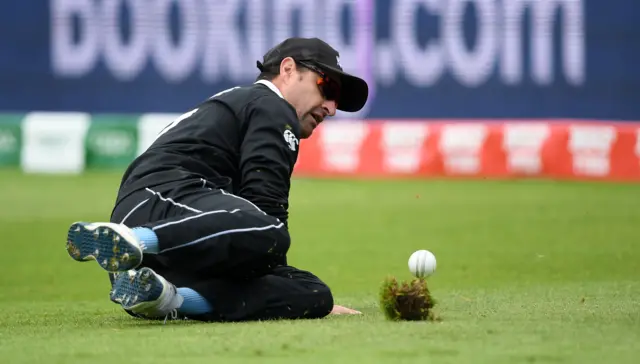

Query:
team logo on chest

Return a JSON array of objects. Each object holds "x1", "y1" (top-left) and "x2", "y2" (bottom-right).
[{"x1": 283, "y1": 130, "x2": 299, "y2": 152}]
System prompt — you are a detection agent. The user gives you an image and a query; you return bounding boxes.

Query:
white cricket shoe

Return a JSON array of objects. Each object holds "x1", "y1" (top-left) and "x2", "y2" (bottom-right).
[
  {"x1": 66, "y1": 222, "x2": 143, "y2": 272},
  {"x1": 110, "y1": 268, "x2": 184, "y2": 319}
]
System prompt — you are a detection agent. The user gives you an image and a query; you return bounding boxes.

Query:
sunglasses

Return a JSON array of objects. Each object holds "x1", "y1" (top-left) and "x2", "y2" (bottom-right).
[{"x1": 297, "y1": 61, "x2": 341, "y2": 104}]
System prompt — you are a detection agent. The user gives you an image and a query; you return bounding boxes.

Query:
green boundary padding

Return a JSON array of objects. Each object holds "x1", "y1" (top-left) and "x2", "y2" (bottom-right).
[
  {"x1": 85, "y1": 114, "x2": 140, "y2": 171},
  {"x1": 0, "y1": 114, "x2": 24, "y2": 167}
]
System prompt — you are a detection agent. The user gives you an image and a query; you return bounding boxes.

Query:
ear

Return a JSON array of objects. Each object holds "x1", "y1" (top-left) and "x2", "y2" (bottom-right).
[{"x1": 279, "y1": 57, "x2": 297, "y2": 79}]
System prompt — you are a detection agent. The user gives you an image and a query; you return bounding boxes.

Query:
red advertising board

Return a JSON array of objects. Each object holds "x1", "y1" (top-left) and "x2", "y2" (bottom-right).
[{"x1": 294, "y1": 121, "x2": 640, "y2": 182}]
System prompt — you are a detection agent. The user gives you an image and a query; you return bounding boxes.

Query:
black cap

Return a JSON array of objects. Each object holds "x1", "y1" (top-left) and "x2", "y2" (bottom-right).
[{"x1": 257, "y1": 37, "x2": 369, "y2": 112}]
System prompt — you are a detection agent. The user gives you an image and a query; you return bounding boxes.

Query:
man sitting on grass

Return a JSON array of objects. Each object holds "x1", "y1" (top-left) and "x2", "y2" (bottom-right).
[{"x1": 65, "y1": 37, "x2": 366, "y2": 322}]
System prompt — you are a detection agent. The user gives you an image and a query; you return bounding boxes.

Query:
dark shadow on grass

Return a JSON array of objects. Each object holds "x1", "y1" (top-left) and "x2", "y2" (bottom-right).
[
  {"x1": 110, "y1": 315, "x2": 335, "y2": 328},
  {"x1": 110, "y1": 316, "x2": 209, "y2": 328},
  {"x1": 516, "y1": 354, "x2": 566, "y2": 363},
  {"x1": 33, "y1": 308, "x2": 362, "y2": 330}
]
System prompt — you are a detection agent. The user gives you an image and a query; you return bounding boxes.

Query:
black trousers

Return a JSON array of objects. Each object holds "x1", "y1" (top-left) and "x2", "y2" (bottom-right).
[{"x1": 109, "y1": 178, "x2": 334, "y2": 322}]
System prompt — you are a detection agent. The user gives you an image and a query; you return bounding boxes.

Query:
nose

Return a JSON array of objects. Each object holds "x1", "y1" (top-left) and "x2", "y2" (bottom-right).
[{"x1": 322, "y1": 100, "x2": 337, "y2": 117}]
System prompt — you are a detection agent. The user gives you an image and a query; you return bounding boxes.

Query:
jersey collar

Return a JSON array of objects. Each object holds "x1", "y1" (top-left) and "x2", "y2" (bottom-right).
[{"x1": 254, "y1": 80, "x2": 284, "y2": 99}]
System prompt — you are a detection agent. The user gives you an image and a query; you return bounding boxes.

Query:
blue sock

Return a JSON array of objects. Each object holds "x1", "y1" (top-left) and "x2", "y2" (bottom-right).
[
  {"x1": 131, "y1": 227, "x2": 159, "y2": 254},
  {"x1": 177, "y1": 288, "x2": 214, "y2": 315}
]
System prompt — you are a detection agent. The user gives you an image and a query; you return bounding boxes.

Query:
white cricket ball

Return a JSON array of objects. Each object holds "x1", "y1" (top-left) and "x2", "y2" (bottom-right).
[{"x1": 408, "y1": 250, "x2": 437, "y2": 278}]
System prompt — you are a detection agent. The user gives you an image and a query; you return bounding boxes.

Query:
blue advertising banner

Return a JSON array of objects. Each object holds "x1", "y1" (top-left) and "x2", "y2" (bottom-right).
[{"x1": 0, "y1": 0, "x2": 639, "y2": 120}]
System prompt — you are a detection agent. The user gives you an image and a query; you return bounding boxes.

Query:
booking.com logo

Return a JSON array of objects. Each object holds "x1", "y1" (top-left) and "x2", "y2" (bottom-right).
[{"x1": 51, "y1": 0, "x2": 585, "y2": 119}]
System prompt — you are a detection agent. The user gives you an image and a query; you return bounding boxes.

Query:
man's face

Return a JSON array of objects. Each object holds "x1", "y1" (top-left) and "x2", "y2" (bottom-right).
[{"x1": 287, "y1": 61, "x2": 339, "y2": 139}]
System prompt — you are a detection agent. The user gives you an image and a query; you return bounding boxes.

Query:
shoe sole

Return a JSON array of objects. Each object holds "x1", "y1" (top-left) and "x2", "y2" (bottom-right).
[
  {"x1": 110, "y1": 268, "x2": 165, "y2": 311},
  {"x1": 66, "y1": 222, "x2": 143, "y2": 272}
]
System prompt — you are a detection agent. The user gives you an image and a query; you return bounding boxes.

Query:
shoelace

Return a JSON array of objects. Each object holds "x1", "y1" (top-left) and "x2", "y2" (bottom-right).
[
  {"x1": 163, "y1": 309, "x2": 179, "y2": 324},
  {"x1": 154, "y1": 285, "x2": 184, "y2": 322}
]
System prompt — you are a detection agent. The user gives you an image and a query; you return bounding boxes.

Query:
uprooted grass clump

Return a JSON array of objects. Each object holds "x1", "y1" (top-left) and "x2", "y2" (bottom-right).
[{"x1": 379, "y1": 276, "x2": 437, "y2": 321}]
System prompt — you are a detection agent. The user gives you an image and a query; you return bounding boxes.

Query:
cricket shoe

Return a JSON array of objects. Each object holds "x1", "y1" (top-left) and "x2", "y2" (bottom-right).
[
  {"x1": 66, "y1": 222, "x2": 143, "y2": 272},
  {"x1": 110, "y1": 268, "x2": 184, "y2": 319}
]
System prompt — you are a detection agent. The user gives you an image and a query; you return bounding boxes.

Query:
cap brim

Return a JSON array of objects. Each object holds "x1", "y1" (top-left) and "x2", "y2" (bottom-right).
[{"x1": 315, "y1": 63, "x2": 369, "y2": 112}]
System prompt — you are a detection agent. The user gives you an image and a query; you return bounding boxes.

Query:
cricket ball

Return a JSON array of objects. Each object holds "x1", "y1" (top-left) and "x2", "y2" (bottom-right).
[{"x1": 408, "y1": 250, "x2": 437, "y2": 278}]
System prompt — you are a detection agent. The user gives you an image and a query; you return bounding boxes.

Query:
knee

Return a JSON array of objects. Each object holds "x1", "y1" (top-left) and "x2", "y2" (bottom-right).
[
  {"x1": 270, "y1": 227, "x2": 291, "y2": 256},
  {"x1": 304, "y1": 283, "x2": 334, "y2": 319}
]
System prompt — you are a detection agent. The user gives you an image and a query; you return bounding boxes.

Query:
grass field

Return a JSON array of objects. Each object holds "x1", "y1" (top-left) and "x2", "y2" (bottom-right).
[{"x1": 0, "y1": 169, "x2": 638, "y2": 363}]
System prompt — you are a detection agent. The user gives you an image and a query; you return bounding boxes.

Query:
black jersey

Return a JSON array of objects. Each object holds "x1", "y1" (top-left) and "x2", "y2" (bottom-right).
[{"x1": 114, "y1": 81, "x2": 302, "y2": 225}]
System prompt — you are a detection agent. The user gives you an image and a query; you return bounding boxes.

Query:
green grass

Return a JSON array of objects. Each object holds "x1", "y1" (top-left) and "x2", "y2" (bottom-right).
[{"x1": 0, "y1": 169, "x2": 639, "y2": 363}]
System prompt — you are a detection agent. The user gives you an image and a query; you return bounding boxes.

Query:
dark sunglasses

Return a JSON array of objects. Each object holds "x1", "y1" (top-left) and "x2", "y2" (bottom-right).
[{"x1": 297, "y1": 61, "x2": 341, "y2": 104}]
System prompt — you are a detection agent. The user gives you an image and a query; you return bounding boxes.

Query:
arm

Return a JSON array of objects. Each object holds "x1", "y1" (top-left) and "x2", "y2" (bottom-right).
[
  {"x1": 237, "y1": 96, "x2": 300, "y2": 224},
  {"x1": 330, "y1": 305, "x2": 362, "y2": 315}
]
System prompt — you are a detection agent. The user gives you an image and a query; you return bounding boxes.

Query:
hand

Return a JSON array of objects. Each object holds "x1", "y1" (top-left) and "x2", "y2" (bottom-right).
[{"x1": 330, "y1": 305, "x2": 362, "y2": 315}]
